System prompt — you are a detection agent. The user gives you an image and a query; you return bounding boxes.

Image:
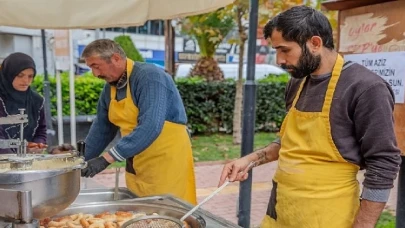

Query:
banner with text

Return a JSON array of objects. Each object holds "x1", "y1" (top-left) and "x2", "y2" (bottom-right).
[{"x1": 344, "y1": 52, "x2": 405, "y2": 103}]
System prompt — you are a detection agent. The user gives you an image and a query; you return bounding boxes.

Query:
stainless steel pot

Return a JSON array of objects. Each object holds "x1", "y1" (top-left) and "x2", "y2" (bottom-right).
[{"x1": 0, "y1": 155, "x2": 85, "y2": 219}]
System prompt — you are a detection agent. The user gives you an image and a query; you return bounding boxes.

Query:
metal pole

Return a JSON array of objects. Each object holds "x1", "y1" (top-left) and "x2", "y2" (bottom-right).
[
  {"x1": 41, "y1": 29, "x2": 55, "y2": 148},
  {"x1": 396, "y1": 156, "x2": 405, "y2": 227},
  {"x1": 18, "y1": 108, "x2": 25, "y2": 157},
  {"x1": 164, "y1": 20, "x2": 175, "y2": 77},
  {"x1": 49, "y1": 34, "x2": 65, "y2": 145},
  {"x1": 238, "y1": 0, "x2": 258, "y2": 227},
  {"x1": 68, "y1": 30, "x2": 76, "y2": 145},
  {"x1": 55, "y1": 70, "x2": 64, "y2": 144}
]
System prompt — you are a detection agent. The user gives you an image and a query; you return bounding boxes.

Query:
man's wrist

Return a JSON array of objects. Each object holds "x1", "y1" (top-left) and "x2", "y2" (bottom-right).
[
  {"x1": 251, "y1": 142, "x2": 280, "y2": 166},
  {"x1": 353, "y1": 199, "x2": 386, "y2": 228},
  {"x1": 102, "y1": 153, "x2": 115, "y2": 163},
  {"x1": 107, "y1": 147, "x2": 125, "y2": 162}
]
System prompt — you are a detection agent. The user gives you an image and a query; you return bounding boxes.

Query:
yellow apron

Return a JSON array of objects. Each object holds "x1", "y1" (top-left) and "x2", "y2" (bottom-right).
[
  {"x1": 261, "y1": 55, "x2": 360, "y2": 228},
  {"x1": 108, "y1": 59, "x2": 197, "y2": 205}
]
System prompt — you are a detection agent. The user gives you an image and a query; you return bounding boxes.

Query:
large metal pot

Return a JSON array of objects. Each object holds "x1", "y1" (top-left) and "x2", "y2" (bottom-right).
[{"x1": 0, "y1": 155, "x2": 85, "y2": 219}]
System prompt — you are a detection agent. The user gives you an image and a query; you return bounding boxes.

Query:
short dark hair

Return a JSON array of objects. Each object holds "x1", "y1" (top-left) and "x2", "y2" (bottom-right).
[{"x1": 263, "y1": 5, "x2": 334, "y2": 50}]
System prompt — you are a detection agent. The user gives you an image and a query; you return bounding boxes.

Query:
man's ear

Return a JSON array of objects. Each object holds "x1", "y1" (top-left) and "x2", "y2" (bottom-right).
[
  {"x1": 111, "y1": 53, "x2": 121, "y2": 63},
  {"x1": 308, "y1": 36, "x2": 323, "y2": 53}
]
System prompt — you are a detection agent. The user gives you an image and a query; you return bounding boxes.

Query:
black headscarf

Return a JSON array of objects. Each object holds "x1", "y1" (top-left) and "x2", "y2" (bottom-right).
[{"x1": 0, "y1": 52, "x2": 44, "y2": 141}]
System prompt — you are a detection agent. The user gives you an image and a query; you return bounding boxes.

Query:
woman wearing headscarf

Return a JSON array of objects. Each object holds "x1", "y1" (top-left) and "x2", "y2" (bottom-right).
[{"x1": 0, "y1": 52, "x2": 47, "y2": 154}]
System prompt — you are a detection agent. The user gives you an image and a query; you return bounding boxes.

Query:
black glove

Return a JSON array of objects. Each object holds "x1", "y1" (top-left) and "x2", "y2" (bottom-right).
[{"x1": 81, "y1": 156, "x2": 111, "y2": 178}]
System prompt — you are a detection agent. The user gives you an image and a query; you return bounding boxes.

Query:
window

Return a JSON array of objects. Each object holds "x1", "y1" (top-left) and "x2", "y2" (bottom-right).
[{"x1": 104, "y1": 20, "x2": 164, "y2": 35}]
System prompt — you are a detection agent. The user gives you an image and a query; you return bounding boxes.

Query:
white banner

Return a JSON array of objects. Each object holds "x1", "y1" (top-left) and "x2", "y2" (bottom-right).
[{"x1": 344, "y1": 52, "x2": 405, "y2": 103}]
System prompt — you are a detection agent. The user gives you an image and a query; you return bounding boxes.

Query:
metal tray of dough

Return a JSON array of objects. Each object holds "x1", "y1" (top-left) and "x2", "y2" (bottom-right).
[{"x1": 53, "y1": 201, "x2": 206, "y2": 228}]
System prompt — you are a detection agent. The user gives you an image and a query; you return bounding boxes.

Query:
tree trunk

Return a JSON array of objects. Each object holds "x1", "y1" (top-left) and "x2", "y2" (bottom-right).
[
  {"x1": 232, "y1": 75, "x2": 244, "y2": 144},
  {"x1": 232, "y1": 7, "x2": 247, "y2": 145},
  {"x1": 189, "y1": 57, "x2": 224, "y2": 81}
]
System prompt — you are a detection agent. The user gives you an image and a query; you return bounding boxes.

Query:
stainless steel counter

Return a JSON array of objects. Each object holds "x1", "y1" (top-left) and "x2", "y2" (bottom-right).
[
  {"x1": 1, "y1": 188, "x2": 242, "y2": 228},
  {"x1": 72, "y1": 187, "x2": 137, "y2": 205},
  {"x1": 68, "y1": 188, "x2": 241, "y2": 228}
]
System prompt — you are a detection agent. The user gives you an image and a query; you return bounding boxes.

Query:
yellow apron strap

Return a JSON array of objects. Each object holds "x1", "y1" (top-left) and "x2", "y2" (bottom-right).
[
  {"x1": 111, "y1": 82, "x2": 117, "y2": 99},
  {"x1": 110, "y1": 58, "x2": 135, "y2": 99},
  {"x1": 291, "y1": 78, "x2": 307, "y2": 108},
  {"x1": 126, "y1": 58, "x2": 135, "y2": 80},
  {"x1": 322, "y1": 54, "x2": 344, "y2": 114}
]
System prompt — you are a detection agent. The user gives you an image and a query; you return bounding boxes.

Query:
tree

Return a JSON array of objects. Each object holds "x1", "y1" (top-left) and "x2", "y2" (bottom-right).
[
  {"x1": 258, "y1": 0, "x2": 305, "y2": 26},
  {"x1": 314, "y1": 1, "x2": 338, "y2": 45},
  {"x1": 225, "y1": 0, "x2": 250, "y2": 144},
  {"x1": 258, "y1": 0, "x2": 338, "y2": 41},
  {"x1": 180, "y1": 9, "x2": 235, "y2": 81},
  {"x1": 227, "y1": 0, "x2": 303, "y2": 144},
  {"x1": 229, "y1": 0, "x2": 336, "y2": 145},
  {"x1": 114, "y1": 35, "x2": 145, "y2": 62}
]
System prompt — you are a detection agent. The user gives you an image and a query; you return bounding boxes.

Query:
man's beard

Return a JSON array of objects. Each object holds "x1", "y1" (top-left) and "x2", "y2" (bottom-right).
[{"x1": 281, "y1": 45, "x2": 321, "y2": 79}]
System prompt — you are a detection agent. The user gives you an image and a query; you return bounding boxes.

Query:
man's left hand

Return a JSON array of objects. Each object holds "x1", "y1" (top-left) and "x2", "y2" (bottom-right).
[{"x1": 81, "y1": 156, "x2": 111, "y2": 178}]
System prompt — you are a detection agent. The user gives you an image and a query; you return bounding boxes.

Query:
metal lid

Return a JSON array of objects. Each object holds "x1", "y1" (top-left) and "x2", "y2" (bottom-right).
[{"x1": 0, "y1": 153, "x2": 86, "y2": 184}]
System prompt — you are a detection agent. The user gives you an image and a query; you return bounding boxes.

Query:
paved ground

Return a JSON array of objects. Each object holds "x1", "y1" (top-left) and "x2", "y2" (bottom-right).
[{"x1": 83, "y1": 161, "x2": 399, "y2": 227}]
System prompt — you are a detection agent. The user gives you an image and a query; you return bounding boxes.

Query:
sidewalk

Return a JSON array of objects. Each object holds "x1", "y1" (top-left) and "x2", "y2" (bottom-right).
[{"x1": 87, "y1": 162, "x2": 399, "y2": 227}]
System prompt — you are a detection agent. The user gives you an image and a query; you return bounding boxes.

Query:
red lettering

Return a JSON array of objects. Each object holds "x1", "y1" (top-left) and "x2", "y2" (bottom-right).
[
  {"x1": 347, "y1": 22, "x2": 377, "y2": 39},
  {"x1": 346, "y1": 42, "x2": 381, "y2": 53},
  {"x1": 371, "y1": 44, "x2": 382, "y2": 52}
]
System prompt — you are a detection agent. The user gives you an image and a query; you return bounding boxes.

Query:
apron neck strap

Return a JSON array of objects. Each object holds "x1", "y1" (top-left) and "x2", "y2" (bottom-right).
[
  {"x1": 126, "y1": 58, "x2": 135, "y2": 77},
  {"x1": 322, "y1": 54, "x2": 344, "y2": 114},
  {"x1": 111, "y1": 58, "x2": 135, "y2": 98},
  {"x1": 125, "y1": 58, "x2": 135, "y2": 98}
]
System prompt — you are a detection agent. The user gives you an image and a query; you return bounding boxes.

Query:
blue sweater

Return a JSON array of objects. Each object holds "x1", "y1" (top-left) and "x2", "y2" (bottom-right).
[{"x1": 84, "y1": 62, "x2": 188, "y2": 161}]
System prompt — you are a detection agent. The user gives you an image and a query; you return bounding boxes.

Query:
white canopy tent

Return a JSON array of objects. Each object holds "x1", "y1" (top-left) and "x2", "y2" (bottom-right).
[
  {"x1": 0, "y1": 0, "x2": 234, "y2": 144},
  {"x1": 0, "y1": 0, "x2": 233, "y2": 29}
]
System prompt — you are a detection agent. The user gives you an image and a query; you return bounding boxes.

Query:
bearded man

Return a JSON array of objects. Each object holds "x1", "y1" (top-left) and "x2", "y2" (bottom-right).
[{"x1": 218, "y1": 5, "x2": 401, "y2": 228}]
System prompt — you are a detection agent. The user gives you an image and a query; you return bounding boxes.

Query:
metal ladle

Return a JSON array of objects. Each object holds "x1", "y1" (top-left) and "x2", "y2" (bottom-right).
[{"x1": 180, "y1": 161, "x2": 257, "y2": 223}]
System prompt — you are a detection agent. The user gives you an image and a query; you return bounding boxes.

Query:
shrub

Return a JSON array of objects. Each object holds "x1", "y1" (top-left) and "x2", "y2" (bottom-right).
[
  {"x1": 32, "y1": 73, "x2": 105, "y2": 116},
  {"x1": 32, "y1": 73, "x2": 288, "y2": 134},
  {"x1": 114, "y1": 35, "x2": 145, "y2": 62}
]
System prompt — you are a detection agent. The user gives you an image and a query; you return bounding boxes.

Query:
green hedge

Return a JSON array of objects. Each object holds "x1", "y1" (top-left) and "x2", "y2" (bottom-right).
[
  {"x1": 32, "y1": 73, "x2": 289, "y2": 134},
  {"x1": 32, "y1": 72, "x2": 105, "y2": 116}
]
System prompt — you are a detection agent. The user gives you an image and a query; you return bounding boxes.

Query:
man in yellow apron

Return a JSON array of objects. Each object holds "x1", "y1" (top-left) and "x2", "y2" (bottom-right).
[
  {"x1": 219, "y1": 6, "x2": 401, "y2": 228},
  {"x1": 79, "y1": 39, "x2": 197, "y2": 205}
]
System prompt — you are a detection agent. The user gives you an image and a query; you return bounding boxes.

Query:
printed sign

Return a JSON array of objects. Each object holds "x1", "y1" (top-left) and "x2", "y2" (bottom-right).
[{"x1": 344, "y1": 52, "x2": 405, "y2": 103}]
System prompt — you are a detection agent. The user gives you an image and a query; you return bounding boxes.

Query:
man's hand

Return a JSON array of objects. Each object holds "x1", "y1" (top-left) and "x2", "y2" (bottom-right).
[
  {"x1": 353, "y1": 200, "x2": 386, "y2": 228},
  {"x1": 218, "y1": 142, "x2": 281, "y2": 187},
  {"x1": 81, "y1": 156, "x2": 111, "y2": 178},
  {"x1": 218, "y1": 157, "x2": 253, "y2": 186}
]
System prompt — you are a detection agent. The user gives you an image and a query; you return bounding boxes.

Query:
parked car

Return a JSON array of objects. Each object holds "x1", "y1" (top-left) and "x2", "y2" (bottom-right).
[{"x1": 175, "y1": 63, "x2": 287, "y2": 80}]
